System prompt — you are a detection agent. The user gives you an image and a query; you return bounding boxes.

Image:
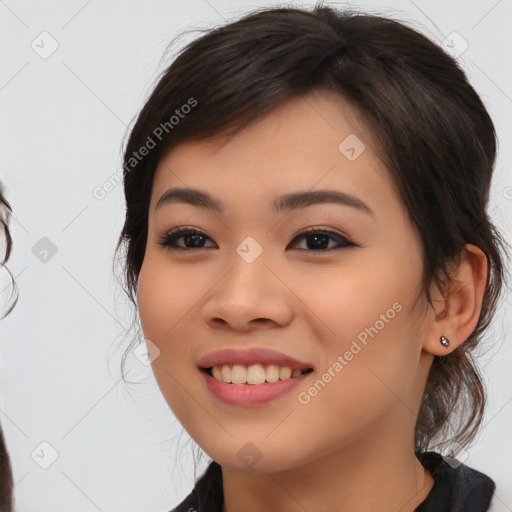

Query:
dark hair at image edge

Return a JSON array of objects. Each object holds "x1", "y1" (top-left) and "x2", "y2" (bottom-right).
[
  {"x1": 0, "y1": 182, "x2": 18, "y2": 511},
  {"x1": 113, "y1": 1, "x2": 511, "y2": 475}
]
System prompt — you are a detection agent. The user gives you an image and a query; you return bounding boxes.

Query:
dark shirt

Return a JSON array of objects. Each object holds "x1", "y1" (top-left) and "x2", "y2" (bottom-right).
[{"x1": 170, "y1": 451, "x2": 496, "y2": 512}]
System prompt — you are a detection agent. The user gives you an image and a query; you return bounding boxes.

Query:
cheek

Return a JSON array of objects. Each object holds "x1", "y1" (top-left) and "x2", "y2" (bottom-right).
[
  {"x1": 136, "y1": 261, "x2": 199, "y2": 417},
  {"x1": 136, "y1": 260, "x2": 190, "y2": 360},
  {"x1": 302, "y1": 250, "x2": 422, "y2": 393},
  {"x1": 136, "y1": 263, "x2": 167, "y2": 341},
  {"x1": 295, "y1": 259, "x2": 405, "y2": 345}
]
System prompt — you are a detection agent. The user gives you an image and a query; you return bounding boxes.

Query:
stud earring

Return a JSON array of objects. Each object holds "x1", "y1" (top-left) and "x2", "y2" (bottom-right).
[{"x1": 440, "y1": 335, "x2": 450, "y2": 347}]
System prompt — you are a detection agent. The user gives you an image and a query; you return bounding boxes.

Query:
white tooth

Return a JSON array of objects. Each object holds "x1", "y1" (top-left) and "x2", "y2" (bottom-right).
[
  {"x1": 279, "y1": 366, "x2": 292, "y2": 380},
  {"x1": 212, "y1": 366, "x2": 222, "y2": 381},
  {"x1": 221, "y1": 364, "x2": 232, "y2": 383},
  {"x1": 231, "y1": 364, "x2": 247, "y2": 384},
  {"x1": 265, "y1": 364, "x2": 280, "y2": 382},
  {"x1": 210, "y1": 364, "x2": 300, "y2": 384},
  {"x1": 247, "y1": 364, "x2": 266, "y2": 385}
]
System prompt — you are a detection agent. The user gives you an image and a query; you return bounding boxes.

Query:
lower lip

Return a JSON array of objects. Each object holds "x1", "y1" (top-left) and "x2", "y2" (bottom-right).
[{"x1": 200, "y1": 368, "x2": 312, "y2": 406}]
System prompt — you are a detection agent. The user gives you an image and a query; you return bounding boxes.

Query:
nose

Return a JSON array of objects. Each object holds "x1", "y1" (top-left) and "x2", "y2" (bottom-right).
[{"x1": 200, "y1": 256, "x2": 293, "y2": 332}]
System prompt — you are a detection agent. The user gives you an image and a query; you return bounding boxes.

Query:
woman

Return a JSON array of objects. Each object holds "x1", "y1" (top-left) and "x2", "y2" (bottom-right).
[{"x1": 115, "y1": 4, "x2": 510, "y2": 511}]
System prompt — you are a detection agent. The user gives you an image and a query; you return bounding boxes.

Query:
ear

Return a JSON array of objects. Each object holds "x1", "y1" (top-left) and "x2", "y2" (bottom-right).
[{"x1": 423, "y1": 243, "x2": 488, "y2": 356}]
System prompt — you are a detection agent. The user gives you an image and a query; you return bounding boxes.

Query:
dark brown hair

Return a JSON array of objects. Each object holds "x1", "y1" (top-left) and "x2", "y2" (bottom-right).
[
  {"x1": 0, "y1": 181, "x2": 17, "y2": 511},
  {"x1": 114, "y1": 0, "x2": 510, "y2": 493}
]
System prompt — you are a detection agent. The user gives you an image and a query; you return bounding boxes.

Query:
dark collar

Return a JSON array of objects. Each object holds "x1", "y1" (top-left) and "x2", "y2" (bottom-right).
[
  {"x1": 171, "y1": 451, "x2": 496, "y2": 512},
  {"x1": 415, "y1": 451, "x2": 496, "y2": 512}
]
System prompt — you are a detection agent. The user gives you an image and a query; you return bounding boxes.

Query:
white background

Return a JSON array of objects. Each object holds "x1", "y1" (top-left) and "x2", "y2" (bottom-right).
[{"x1": 1, "y1": 0, "x2": 511, "y2": 510}]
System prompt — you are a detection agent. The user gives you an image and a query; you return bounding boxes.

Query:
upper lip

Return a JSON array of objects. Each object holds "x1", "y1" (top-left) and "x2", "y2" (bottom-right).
[{"x1": 197, "y1": 348, "x2": 313, "y2": 370}]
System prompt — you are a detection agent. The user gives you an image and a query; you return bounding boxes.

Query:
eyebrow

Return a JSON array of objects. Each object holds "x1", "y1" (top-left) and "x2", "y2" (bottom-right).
[{"x1": 155, "y1": 187, "x2": 375, "y2": 217}]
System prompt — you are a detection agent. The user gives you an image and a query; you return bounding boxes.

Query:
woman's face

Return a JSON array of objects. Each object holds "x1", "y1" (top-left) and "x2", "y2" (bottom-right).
[{"x1": 137, "y1": 90, "x2": 436, "y2": 472}]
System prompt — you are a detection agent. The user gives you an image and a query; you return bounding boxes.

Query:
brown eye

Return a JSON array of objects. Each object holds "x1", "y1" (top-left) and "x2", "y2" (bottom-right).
[
  {"x1": 158, "y1": 227, "x2": 216, "y2": 250},
  {"x1": 288, "y1": 227, "x2": 356, "y2": 251}
]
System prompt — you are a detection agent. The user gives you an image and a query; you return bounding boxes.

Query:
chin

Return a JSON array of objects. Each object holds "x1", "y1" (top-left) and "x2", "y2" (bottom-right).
[{"x1": 203, "y1": 442, "x2": 307, "y2": 475}]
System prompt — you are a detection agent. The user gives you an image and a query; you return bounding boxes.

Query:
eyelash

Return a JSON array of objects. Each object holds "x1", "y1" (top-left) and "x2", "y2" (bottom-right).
[{"x1": 157, "y1": 226, "x2": 357, "y2": 252}]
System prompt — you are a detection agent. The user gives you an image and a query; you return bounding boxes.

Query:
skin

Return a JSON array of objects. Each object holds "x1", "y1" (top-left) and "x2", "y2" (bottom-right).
[{"x1": 136, "y1": 90, "x2": 488, "y2": 512}]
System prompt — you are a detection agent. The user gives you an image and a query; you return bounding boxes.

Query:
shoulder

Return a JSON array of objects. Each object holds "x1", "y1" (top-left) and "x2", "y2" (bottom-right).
[
  {"x1": 416, "y1": 451, "x2": 496, "y2": 512},
  {"x1": 169, "y1": 460, "x2": 223, "y2": 512}
]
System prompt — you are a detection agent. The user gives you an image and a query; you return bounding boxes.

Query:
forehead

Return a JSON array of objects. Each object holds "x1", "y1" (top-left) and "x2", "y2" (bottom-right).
[{"x1": 150, "y1": 91, "x2": 397, "y2": 217}]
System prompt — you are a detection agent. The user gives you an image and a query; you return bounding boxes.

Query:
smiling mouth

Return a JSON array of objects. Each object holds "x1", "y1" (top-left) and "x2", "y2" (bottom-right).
[{"x1": 201, "y1": 366, "x2": 314, "y2": 385}]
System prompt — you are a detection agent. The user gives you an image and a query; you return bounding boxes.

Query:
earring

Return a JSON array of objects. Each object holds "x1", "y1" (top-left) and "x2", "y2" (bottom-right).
[{"x1": 440, "y1": 335, "x2": 450, "y2": 347}]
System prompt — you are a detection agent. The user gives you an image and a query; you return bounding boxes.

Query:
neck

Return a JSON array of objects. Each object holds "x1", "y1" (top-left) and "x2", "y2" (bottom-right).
[{"x1": 221, "y1": 416, "x2": 434, "y2": 512}]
